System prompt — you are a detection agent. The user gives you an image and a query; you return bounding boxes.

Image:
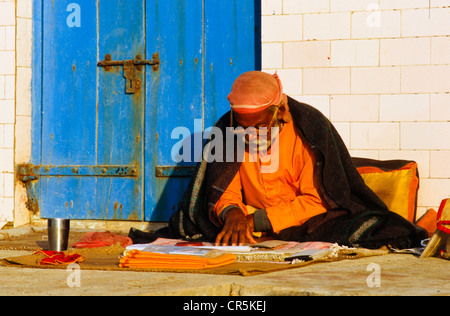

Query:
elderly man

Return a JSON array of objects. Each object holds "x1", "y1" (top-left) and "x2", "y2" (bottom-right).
[
  {"x1": 166, "y1": 71, "x2": 427, "y2": 249},
  {"x1": 213, "y1": 71, "x2": 327, "y2": 246}
]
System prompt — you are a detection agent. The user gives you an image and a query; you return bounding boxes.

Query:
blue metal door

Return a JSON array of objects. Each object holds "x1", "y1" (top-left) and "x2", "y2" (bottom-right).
[
  {"x1": 32, "y1": 0, "x2": 146, "y2": 220},
  {"x1": 29, "y1": 0, "x2": 260, "y2": 221}
]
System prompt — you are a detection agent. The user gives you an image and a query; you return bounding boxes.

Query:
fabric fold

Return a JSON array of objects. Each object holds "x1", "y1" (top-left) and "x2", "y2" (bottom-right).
[{"x1": 119, "y1": 249, "x2": 236, "y2": 270}]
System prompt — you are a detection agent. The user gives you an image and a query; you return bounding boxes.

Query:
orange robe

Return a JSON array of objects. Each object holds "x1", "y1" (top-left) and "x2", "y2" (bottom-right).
[{"x1": 213, "y1": 120, "x2": 327, "y2": 234}]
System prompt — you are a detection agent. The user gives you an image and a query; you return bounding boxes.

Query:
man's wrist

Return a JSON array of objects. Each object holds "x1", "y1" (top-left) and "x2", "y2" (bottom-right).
[
  {"x1": 253, "y1": 209, "x2": 273, "y2": 232},
  {"x1": 219, "y1": 205, "x2": 244, "y2": 223}
]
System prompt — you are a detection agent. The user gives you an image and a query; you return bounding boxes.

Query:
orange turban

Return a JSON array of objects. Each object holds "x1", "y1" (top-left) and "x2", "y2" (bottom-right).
[{"x1": 227, "y1": 71, "x2": 283, "y2": 114}]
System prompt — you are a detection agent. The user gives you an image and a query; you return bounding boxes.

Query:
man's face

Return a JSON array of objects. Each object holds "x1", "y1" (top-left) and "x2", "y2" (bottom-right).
[{"x1": 232, "y1": 107, "x2": 280, "y2": 151}]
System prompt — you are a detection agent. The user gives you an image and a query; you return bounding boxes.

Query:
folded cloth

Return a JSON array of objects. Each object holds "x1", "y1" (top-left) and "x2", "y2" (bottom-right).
[
  {"x1": 437, "y1": 198, "x2": 450, "y2": 234},
  {"x1": 119, "y1": 249, "x2": 236, "y2": 270},
  {"x1": 416, "y1": 209, "x2": 438, "y2": 238},
  {"x1": 73, "y1": 231, "x2": 133, "y2": 248},
  {"x1": 437, "y1": 199, "x2": 450, "y2": 260},
  {"x1": 34, "y1": 250, "x2": 85, "y2": 266},
  {"x1": 420, "y1": 199, "x2": 450, "y2": 259}
]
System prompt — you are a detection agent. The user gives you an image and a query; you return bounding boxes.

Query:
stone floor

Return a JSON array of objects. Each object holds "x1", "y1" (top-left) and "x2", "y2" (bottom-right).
[{"x1": 1, "y1": 249, "x2": 449, "y2": 296}]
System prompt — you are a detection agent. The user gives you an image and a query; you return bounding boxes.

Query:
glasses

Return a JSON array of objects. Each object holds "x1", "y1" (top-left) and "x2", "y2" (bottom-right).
[
  {"x1": 229, "y1": 107, "x2": 281, "y2": 150},
  {"x1": 230, "y1": 106, "x2": 279, "y2": 132}
]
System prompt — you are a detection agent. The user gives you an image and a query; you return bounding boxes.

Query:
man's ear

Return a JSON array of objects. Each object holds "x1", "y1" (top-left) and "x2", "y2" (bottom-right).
[{"x1": 278, "y1": 94, "x2": 292, "y2": 123}]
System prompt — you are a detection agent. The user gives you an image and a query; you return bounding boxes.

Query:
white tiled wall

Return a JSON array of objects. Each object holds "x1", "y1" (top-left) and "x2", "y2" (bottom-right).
[
  {"x1": 262, "y1": 0, "x2": 450, "y2": 216},
  {"x1": 0, "y1": 0, "x2": 32, "y2": 228},
  {"x1": 0, "y1": 0, "x2": 16, "y2": 227}
]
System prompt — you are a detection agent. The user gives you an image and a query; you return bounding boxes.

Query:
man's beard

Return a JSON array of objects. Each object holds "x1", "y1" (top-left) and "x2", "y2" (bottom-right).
[{"x1": 244, "y1": 121, "x2": 281, "y2": 153}]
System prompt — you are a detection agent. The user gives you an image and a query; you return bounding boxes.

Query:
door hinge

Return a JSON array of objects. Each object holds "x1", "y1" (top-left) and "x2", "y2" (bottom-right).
[
  {"x1": 17, "y1": 164, "x2": 139, "y2": 179},
  {"x1": 155, "y1": 166, "x2": 196, "y2": 177},
  {"x1": 97, "y1": 53, "x2": 160, "y2": 94}
]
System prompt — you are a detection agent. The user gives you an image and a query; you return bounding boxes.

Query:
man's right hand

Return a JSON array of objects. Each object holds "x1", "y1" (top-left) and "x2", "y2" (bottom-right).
[{"x1": 215, "y1": 208, "x2": 257, "y2": 246}]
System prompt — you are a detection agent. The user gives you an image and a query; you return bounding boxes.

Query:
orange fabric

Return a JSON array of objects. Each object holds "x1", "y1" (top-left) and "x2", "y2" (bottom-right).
[
  {"x1": 416, "y1": 209, "x2": 438, "y2": 238},
  {"x1": 34, "y1": 250, "x2": 85, "y2": 266},
  {"x1": 214, "y1": 120, "x2": 327, "y2": 234},
  {"x1": 228, "y1": 71, "x2": 283, "y2": 114},
  {"x1": 73, "y1": 231, "x2": 133, "y2": 249},
  {"x1": 119, "y1": 250, "x2": 237, "y2": 270}
]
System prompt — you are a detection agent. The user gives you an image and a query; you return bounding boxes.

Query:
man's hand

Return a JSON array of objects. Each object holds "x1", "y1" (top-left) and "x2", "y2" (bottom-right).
[{"x1": 215, "y1": 208, "x2": 257, "y2": 246}]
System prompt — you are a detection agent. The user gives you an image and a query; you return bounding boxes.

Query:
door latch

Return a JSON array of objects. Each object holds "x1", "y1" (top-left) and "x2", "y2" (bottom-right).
[{"x1": 97, "y1": 53, "x2": 160, "y2": 94}]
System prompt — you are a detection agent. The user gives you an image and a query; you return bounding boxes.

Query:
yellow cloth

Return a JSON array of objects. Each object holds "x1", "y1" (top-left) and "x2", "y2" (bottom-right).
[
  {"x1": 214, "y1": 120, "x2": 327, "y2": 234},
  {"x1": 358, "y1": 164, "x2": 418, "y2": 222}
]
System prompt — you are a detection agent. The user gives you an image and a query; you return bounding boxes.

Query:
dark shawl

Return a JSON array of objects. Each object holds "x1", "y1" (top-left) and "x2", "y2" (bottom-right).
[{"x1": 167, "y1": 97, "x2": 427, "y2": 249}]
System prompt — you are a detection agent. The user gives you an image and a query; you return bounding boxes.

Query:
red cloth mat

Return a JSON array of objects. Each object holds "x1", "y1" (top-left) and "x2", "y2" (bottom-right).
[{"x1": 73, "y1": 231, "x2": 133, "y2": 248}]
